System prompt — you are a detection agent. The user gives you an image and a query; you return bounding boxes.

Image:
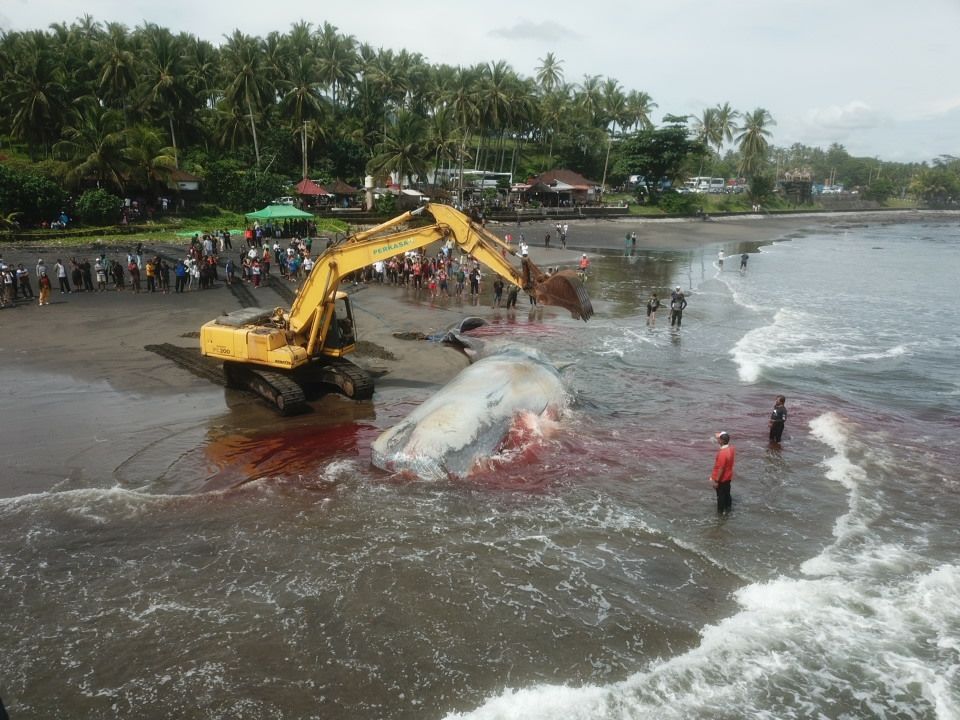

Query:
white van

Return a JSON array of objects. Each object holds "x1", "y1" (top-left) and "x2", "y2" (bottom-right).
[{"x1": 709, "y1": 178, "x2": 726, "y2": 193}]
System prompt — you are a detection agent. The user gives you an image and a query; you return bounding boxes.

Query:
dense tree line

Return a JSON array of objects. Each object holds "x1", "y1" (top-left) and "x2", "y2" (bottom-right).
[{"x1": 1, "y1": 15, "x2": 954, "y2": 221}]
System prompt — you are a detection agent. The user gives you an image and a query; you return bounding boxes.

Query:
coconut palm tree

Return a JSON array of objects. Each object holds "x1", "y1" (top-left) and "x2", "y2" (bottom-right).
[
  {"x1": 0, "y1": 211, "x2": 23, "y2": 231},
  {"x1": 315, "y1": 21, "x2": 357, "y2": 108},
  {"x1": 55, "y1": 102, "x2": 128, "y2": 192},
  {"x1": 136, "y1": 23, "x2": 192, "y2": 162},
  {"x1": 693, "y1": 107, "x2": 721, "y2": 151},
  {"x1": 736, "y1": 107, "x2": 776, "y2": 177},
  {"x1": 502, "y1": 77, "x2": 537, "y2": 175},
  {"x1": 220, "y1": 30, "x2": 269, "y2": 166},
  {"x1": 96, "y1": 22, "x2": 137, "y2": 118},
  {"x1": 535, "y1": 52, "x2": 564, "y2": 93},
  {"x1": 427, "y1": 106, "x2": 459, "y2": 188},
  {"x1": 278, "y1": 49, "x2": 327, "y2": 177},
  {"x1": 446, "y1": 65, "x2": 482, "y2": 201},
  {"x1": 123, "y1": 124, "x2": 177, "y2": 196},
  {"x1": 625, "y1": 90, "x2": 657, "y2": 131},
  {"x1": 538, "y1": 88, "x2": 567, "y2": 167},
  {"x1": 714, "y1": 102, "x2": 740, "y2": 152},
  {"x1": 367, "y1": 110, "x2": 429, "y2": 187},
  {"x1": 577, "y1": 75, "x2": 604, "y2": 127},
  {"x1": 599, "y1": 78, "x2": 628, "y2": 194},
  {"x1": 4, "y1": 31, "x2": 68, "y2": 158},
  {"x1": 183, "y1": 36, "x2": 220, "y2": 115},
  {"x1": 478, "y1": 60, "x2": 516, "y2": 172},
  {"x1": 48, "y1": 17, "x2": 100, "y2": 102}
]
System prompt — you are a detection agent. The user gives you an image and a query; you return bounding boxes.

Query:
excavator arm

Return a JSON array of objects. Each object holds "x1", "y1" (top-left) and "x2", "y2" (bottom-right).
[
  {"x1": 283, "y1": 203, "x2": 592, "y2": 351},
  {"x1": 416, "y1": 204, "x2": 593, "y2": 321}
]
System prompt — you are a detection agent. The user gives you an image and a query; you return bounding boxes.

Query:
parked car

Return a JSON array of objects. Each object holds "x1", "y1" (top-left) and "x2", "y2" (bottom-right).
[{"x1": 273, "y1": 196, "x2": 295, "y2": 205}]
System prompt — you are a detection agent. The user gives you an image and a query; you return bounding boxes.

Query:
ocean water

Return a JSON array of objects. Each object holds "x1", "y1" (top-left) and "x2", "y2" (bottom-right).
[{"x1": 1, "y1": 219, "x2": 958, "y2": 719}]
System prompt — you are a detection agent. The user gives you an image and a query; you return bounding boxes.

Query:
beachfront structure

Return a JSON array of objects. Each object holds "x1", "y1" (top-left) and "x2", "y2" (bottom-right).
[{"x1": 510, "y1": 169, "x2": 602, "y2": 206}]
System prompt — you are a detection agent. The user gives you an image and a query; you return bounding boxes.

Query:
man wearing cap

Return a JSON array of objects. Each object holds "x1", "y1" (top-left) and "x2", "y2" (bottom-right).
[
  {"x1": 710, "y1": 431, "x2": 736, "y2": 514},
  {"x1": 670, "y1": 287, "x2": 687, "y2": 328}
]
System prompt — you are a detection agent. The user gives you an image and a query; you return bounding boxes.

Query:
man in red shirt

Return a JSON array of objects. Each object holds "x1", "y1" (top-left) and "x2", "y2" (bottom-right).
[{"x1": 710, "y1": 431, "x2": 736, "y2": 514}]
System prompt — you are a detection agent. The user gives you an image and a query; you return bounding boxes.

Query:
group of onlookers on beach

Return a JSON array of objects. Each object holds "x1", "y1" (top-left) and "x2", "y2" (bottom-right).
[
  {"x1": 356, "y1": 242, "x2": 534, "y2": 310},
  {"x1": 2, "y1": 227, "x2": 548, "y2": 311}
]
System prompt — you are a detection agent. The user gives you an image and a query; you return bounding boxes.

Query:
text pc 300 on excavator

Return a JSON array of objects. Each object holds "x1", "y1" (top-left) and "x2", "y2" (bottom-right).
[{"x1": 199, "y1": 203, "x2": 593, "y2": 414}]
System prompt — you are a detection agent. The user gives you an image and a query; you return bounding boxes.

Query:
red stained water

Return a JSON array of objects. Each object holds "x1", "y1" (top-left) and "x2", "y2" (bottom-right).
[{"x1": 200, "y1": 422, "x2": 369, "y2": 491}]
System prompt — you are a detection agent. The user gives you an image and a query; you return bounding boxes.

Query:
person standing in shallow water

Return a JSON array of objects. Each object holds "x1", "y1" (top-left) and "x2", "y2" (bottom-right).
[
  {"x1": 710, "y1": 431, "x2": 735, "y2": 514},
  {"x1": 769, "y1": 395, "x2": 787, "y2": 444},
  {"x1": 670, "y1": 288, "x2": 687, "y2": 327},
  {"x1": 646, "y1": 292, "x2": 660, "y2": 326}
]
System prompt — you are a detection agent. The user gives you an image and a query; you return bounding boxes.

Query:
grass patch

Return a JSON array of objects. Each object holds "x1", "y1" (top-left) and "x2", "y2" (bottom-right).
[{"x1": 1, "y1": 207, "x2": 352, "y2": 247}]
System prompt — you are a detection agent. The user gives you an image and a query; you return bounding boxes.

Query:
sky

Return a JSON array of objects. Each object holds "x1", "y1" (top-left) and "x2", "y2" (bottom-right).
[{"x1": 3, "y1": 0, "x2": 959, "y2": 164}]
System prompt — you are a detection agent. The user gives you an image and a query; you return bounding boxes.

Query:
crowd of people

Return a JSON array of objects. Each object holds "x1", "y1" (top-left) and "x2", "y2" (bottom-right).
[
  {"x1": 0, "y1": 228, "x2": 530, "y2": 310},
  {"x1": 348, "y1": 242, "x2": 527, "y2": 308}
]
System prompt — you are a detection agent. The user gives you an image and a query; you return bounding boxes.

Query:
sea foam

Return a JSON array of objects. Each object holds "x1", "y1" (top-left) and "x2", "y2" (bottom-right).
[{"x1": 442, "y1": 413, "x2": 960, "y2": 720}]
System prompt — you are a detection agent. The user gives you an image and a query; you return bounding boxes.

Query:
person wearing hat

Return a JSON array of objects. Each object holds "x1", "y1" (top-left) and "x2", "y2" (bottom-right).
[
  {"x1": 670, "y1": 287, "x2": 687, "y2": 328},
  {"x1": 710, "y1": 431, "x2": 736, "y2": 514}
]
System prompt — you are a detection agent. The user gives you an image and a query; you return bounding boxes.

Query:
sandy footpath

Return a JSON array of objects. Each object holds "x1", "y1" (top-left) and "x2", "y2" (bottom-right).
[{"x1": 0, "y1": 209, "x2": 948, "y2": 495}]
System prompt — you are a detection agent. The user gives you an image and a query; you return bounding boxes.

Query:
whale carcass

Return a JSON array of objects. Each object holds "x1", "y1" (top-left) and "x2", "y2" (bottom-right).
[{"x1": 371, "y1": 346, "x2": 567, "y2": 480}]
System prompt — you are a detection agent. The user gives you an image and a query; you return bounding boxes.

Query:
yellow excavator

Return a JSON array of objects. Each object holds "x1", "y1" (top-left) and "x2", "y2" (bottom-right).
[{"x1": 200, "y1": 202, "x2": 593, "y2": 414}]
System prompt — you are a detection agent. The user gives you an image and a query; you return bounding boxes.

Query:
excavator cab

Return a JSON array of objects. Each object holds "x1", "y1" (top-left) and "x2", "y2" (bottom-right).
[{"x1": 320, "y1": 291, "x2": 357, "y2": 356}]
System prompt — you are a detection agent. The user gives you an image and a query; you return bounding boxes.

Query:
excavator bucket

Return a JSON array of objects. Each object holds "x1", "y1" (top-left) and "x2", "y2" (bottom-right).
[
  {"x1": 521, "y1": 258, "x2": 593, "y2": 321},
  {"x1": 534, "y1": 270, "x2": 594, "y2": 321}
]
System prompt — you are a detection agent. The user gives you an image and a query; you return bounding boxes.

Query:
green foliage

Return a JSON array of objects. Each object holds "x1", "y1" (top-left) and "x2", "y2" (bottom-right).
[
  {"x1": 657, "y1": 190, "x2": 704, "y2": 214},
  {"x1": 0, "y1": 211, "x2": 23, "y2": 230},
  {"x1": 201, "y1": 159, "x2": 286, "y2": 211},
  {"x1": 909, "y1": 162, "x2": 960, "y2": 207},
  {"x1": 863, "y1": 177, "x2": 896, "y2": 203},
  {"x1": 0, "y1": 163, "x2": 68, "y2": 225},
  {"x1": 232, "y1": 169, "x2": 288, "y2": 212},
  {"x1": 374, "y1": 192, "x2": 396, "y2": 215},
  {"x1": 75, "y1": 188, "x2": 122, "y2": 225},
  {"x1": 323, "y1": 137, "x2": 366, "y2": 185},
  {"x1": 716, "y1": 194, "x2": 749, "y2": 212},
  {"x1": 552, "y1": 125, "x2": 608, "y2": 180},
  {"x1": 748, "y1": 174, "x2": 776, "y2": 204},
  {"x1": 613, "y1": 123, "x2": 706, "y2": 200}
]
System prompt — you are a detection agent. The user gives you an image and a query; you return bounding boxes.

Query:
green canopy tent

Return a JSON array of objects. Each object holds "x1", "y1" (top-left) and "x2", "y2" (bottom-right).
[{"x1": 245, "y1": 204, "x2": 314, "y2": 221}]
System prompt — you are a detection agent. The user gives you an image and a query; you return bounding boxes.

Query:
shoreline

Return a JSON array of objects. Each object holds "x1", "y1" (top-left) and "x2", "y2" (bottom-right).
[{"x1": 0, "y1": 209, "x2": 956, "y2": 495}]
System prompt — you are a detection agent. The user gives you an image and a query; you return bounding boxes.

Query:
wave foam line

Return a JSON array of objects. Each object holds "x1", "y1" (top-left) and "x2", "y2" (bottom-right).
[{"x1": 444, "y1": 413, "x2": 960, "y2": 720}]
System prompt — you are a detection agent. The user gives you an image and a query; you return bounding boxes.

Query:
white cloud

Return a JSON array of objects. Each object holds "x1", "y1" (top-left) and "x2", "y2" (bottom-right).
[
  {"x1": 804, "y1": 101, "x2": 887, "y2": 131},
  {"x1": 488, "y1": 19, "x2": 581, "y2": 42}
]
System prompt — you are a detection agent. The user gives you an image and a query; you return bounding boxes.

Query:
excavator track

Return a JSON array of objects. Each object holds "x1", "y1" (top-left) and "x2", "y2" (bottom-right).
[
  {"x1": 243, "y1": 367, "x2": 308, "y2": 415},
  {"x1": 147, "y1": 344, "x2": 308, "y2": 414},
  {"x1": 145, "y1": 343, "x2": 227, "y2": 386},
  {"x1": 227, "y1": 280, "x2": 260, "y2": 308},
  {"x1": 315, "y1": 359, "x2": 375, "y2": 400},
  {"x1": 266, "y1": 275, "x2": 297, "y2": 304}
]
